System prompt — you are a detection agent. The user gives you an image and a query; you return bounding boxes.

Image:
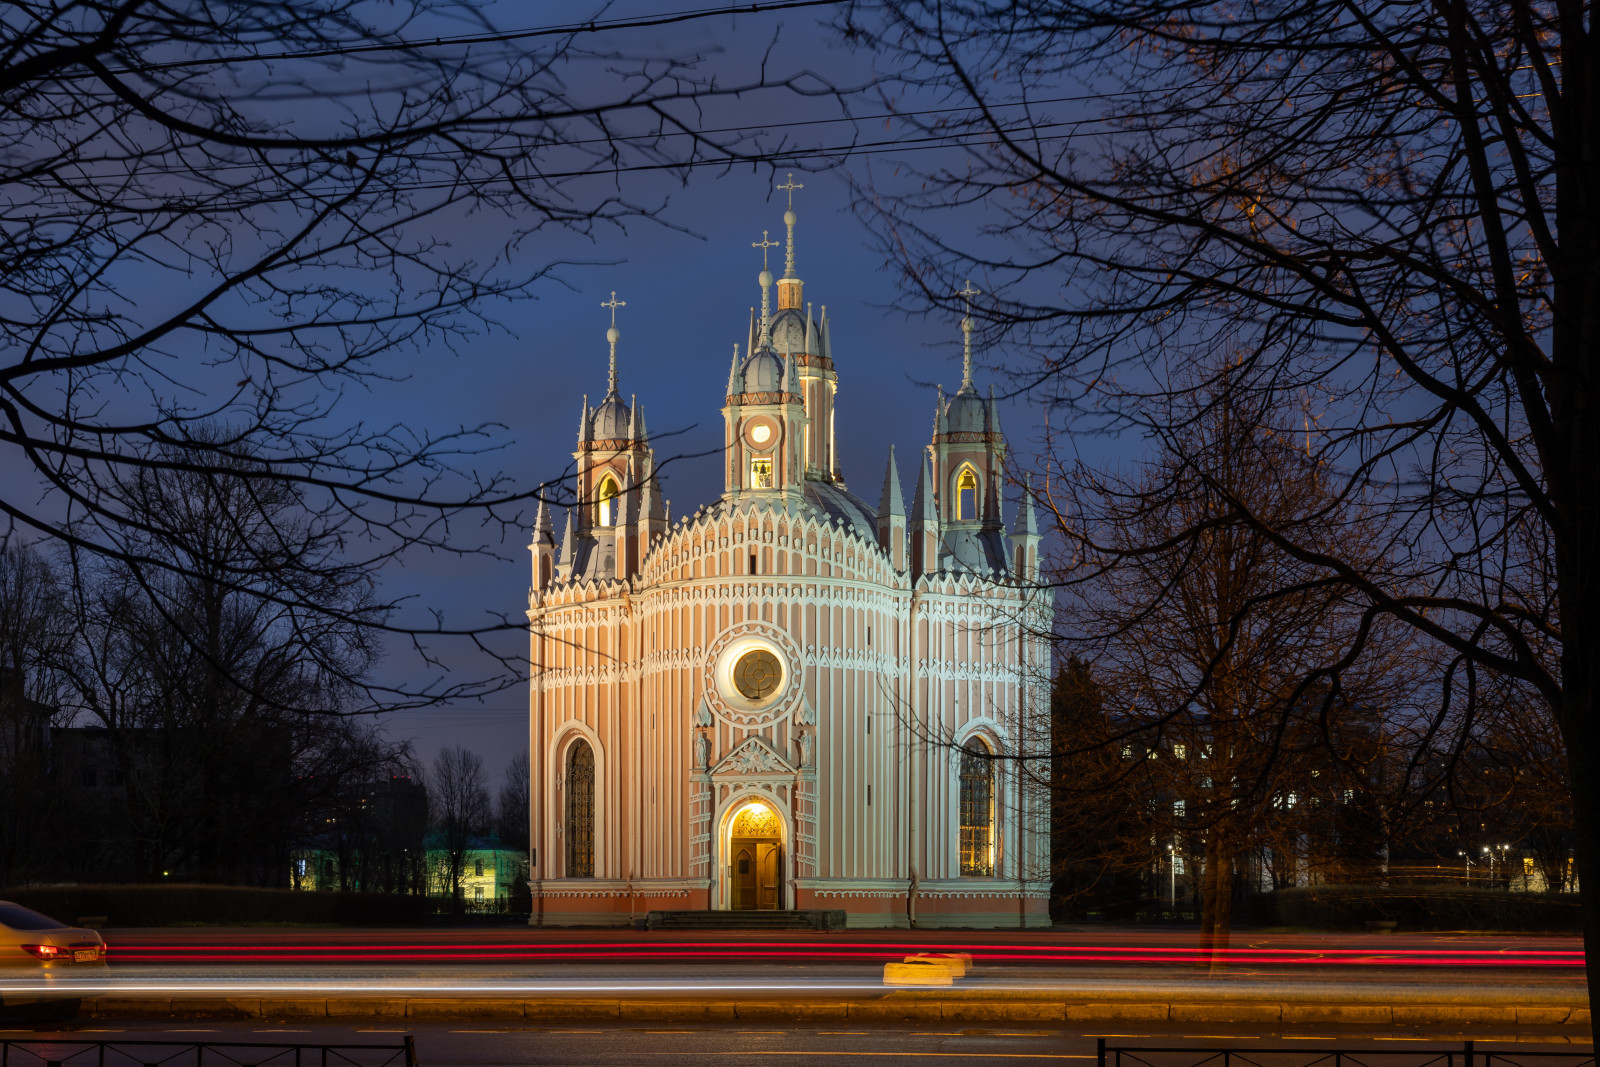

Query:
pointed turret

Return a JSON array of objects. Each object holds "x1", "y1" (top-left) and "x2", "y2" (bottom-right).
[
  {"x1": 1013, "y1": 475, "x2": 1042, "y2": 582},
  {"x1": 727, "y1": 344, "x2": 743, "y2": 396},
  {"x1": 987, "y1": 385, "x2": 1004, "y2": 436},
  {"x1": 577, "y1": 394, "x2": 590, "y2": 444},
  {"x1": 556, "y1": 509, "x2": 577, "y2": 581},
  {"x1": 529, "y1": 497, "x2": 557, "y2": 593},
  {"x1": 909, "y1": 450, "x2": 940, "y2": 577},
  {"x1": 880, "y1": 446, "x2": 906, "y2": 519},
  {"x1": 877, "y1": 446, "x2": 907, "y2": 571},
  {"x1": 805, "y1": 304, "x2": 819, "y2": 356}
]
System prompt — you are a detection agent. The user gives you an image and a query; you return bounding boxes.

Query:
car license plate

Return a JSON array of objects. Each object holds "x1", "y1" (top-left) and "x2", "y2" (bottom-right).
[{"x1": 73, "y1": 949, "x2": 97, "y2": 962}]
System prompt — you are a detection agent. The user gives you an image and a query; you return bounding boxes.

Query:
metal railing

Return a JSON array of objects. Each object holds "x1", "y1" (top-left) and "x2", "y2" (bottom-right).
[
  {"x1": 0, "y1": 1037, "x2": 417, "y2": 1067},
  {"x1": 1098, "y1": 1041, "x2": 1595, "y2": 1067}
]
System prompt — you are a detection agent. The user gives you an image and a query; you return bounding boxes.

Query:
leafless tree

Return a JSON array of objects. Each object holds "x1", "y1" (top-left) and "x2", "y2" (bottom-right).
[
  {"x1": 0, "y1": 541, "x2": 72, "y2": 886},
  {"x1": 50, "y1": 435, "x2": 383, "y2": 881},
  {"x1": 496, "y1": 749, "x2": 531, "y2": 854},
  {"x1": 1055, "y1": 376, "x2": 1411, "y2": 965},
  {"x1": 849, "y1": 0, "x2": 1598, "y2": 1004},
  {"x1": 2, "y1": 0, "x2": 840, "y2": 711},
  {"x1": 427, "y1": 743, "x2": 490, "y2": 909}
]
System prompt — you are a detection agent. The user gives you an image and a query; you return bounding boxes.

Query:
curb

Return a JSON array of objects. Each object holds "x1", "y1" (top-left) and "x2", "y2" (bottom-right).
[{"x1": 68, "y1": 996, "x2": 1593, "y2": 1029}]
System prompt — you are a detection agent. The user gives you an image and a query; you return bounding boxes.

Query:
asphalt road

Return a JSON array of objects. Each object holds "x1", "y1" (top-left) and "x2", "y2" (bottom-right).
[
  {"x1": 0, "y1": 1020, "x2": 1592, "y2": 1066},
  {"x1": 0, "y1": 927, "x2": 1582, "y2": 1003}
]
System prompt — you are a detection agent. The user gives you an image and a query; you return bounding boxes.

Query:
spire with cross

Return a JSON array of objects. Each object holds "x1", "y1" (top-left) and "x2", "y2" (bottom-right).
[
  {"x1": 777, "y1": 172, "x2": 804, "y2": 279},
  {"x1": 601, "y1": 290, "x2": 625, "y2": 393},
  {"x1": 958, "y1": 279, "x2": 981, "y2": 387},
  {"x1": 752, "y1": 230, "x2": 778, "y2": 343}
]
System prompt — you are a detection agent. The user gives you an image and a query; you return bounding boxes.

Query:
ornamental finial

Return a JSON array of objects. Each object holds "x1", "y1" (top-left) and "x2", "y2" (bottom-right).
[
  {"x1": 753, "y1": 231, "x2": 779, "y2": 344},
  {"x1": 601, "y1": 290, "x2": 626, "y2": 392},
  {"x1": 777, "y1": 173, "x2": 804, "y2": 279},
  {"x1": 958, "y1": 279, "x2": 981, "y2": 387}
]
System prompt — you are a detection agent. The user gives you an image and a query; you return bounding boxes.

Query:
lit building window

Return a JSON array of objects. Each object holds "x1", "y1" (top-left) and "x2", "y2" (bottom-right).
[
  {"x1": 566, "y1": 740, "x2": 596, "y2": 877},
  {"x1": 1173, "y1": 744, "x2": 1187, "y2": 760},
  {"x1": 596, "y1": 476, "x2": 619, "y2": 526},
  {"x1": 959, "y1": 738, "x2": 995, "y2": 877},
  {"x1": 750, "y1": 456, "x2": 774, "y2": 489},
  {"x1": 956, "y1": 468, "x2": 978, "y2": 520}
]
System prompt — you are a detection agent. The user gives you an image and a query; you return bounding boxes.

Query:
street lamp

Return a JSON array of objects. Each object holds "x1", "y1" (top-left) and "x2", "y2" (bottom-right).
[{"x1": 1168, "y1": 844, "x2": 1177, "y2": 911}]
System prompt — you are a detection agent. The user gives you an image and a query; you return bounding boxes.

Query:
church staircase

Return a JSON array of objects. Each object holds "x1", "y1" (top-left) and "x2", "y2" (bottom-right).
[{"x1": 644, "y1": 909, "x2": 846, "y2": 931}]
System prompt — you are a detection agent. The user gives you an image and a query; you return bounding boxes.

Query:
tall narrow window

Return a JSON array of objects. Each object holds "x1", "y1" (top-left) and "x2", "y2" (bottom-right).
[
  {"x1": 750, "y1": 456, "x2": 774, "y2": 489},
  {"x1": 956, "y1": 468, "x2": 978, "y2": 520},
  {"x1": 566, "y1": 740, "x2": 596, "y2": 877},
  {"x1": 596, "y1": 476, "x2": 619, "y2": 527},
  {"x1": 959, "y1": 738, "x2": 995, "y2": 876}
]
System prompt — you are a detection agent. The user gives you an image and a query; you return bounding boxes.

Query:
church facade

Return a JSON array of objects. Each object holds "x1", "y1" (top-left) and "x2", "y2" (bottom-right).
[{"x1": 525, "y1": 189, "x2": 1053, "y2": 928}]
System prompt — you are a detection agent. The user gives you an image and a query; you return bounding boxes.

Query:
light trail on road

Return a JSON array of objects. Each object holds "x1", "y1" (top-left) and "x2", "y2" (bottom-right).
[{"x1": 102, "y1": 939, "x2": 1585, "y2": 969}]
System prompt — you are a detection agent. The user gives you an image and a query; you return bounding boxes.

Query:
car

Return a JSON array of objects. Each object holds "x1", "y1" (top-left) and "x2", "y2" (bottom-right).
[{"x1": 0, "y1": 901, "x2": 106, "y2": 967}]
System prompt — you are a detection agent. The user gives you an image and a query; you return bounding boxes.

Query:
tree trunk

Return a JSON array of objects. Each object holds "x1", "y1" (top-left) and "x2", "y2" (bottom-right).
[
  {"x1": 1209, "y1": 848, "x2": 1234, "y2": 976},
  {"x1": 1556, "y1": 565, "x2": 1600, "y2": 1023}
]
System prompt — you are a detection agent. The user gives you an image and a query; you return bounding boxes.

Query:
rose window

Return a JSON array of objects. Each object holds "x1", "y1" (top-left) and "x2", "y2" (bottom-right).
[{"x1": 732, "y1": 649, "x2": 783, "y2": 702}]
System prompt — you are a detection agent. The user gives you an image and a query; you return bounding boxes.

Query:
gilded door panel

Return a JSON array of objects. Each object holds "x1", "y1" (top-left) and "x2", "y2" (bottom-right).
[
  {"x1": 732, "y1": 847, "x2": 756, "y2": 910},
  {"x1": 756, "y1": 842, "x2": 780, "y2": 910}
]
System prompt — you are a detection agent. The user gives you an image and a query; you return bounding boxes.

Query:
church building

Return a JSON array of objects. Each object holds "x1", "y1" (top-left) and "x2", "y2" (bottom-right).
[{"x1": 525, "y1": 181, "x2": 1053, "y2": 927}]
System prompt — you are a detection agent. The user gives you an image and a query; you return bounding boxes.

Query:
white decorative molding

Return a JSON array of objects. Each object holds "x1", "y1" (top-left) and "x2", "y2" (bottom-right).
[{"x1": 712, "y1": 735, "x2": 796, "y2": 776}]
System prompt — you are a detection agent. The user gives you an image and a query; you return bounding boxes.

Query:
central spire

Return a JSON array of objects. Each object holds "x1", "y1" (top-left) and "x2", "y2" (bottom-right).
[
  {"x1": 776, "y1": 173, "x2": 805, "y2": 310},
  {"x1": 958, "y1": 279, "x2": 980, "y2": 389},
  {"x1": 753, "y1": 230, "x2": 778, "y2": 346},
  {"x1": 601, "y1": 290, "x2": 626, "y2": 394},
  {"x1": 777, "y1": 173, "x2": 803, "y2": 280}
]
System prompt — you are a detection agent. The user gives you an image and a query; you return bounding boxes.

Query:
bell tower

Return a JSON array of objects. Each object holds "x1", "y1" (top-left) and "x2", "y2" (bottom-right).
[
  {"x1": 723, "y1": 232, "x2": 807, "y2": 504},
  {"x1": 569, "y1": 292, "x2": 660, "y2": 580},
  {"x1": 932, "y1": 281, "x2": 1006, "y2": 532}
]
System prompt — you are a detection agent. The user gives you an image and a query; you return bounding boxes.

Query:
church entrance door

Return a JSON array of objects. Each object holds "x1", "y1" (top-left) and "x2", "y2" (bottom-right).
[{"x1": 726, "y1": 802, "x2": 783, "y2": 911}]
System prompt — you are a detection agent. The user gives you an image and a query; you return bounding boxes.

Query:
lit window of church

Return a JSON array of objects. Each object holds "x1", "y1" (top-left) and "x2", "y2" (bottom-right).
[
  {"x1": 750, "y1": 456, "x2": 774, "y2": 489},
  {"x1": 959, "y1": 738, "x2": 995, "y2": 876},
  {"x1": 566, "y1": 740, "x2": 596, "y2": 877},
  {"x1": 596, "y1": 476, "x2": 619, "y2": 526},
  {"x1": 956, "y1": 468, "x2": 978, "y2": 519}
]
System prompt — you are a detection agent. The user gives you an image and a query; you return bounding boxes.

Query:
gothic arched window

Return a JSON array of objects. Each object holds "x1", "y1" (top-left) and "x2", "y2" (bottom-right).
[
  {"x1": 956, "y1": 468, "x2": 978, "y2": 521},
  {"x1": 596, "y1": 476, "x2": 619, "y2": 527},
  {"x1": 566, "y1": 740, "x2": 596, "y2": 877},
  {"x1": 959, "y1": 738, "x2": 995, "y2": 877}
]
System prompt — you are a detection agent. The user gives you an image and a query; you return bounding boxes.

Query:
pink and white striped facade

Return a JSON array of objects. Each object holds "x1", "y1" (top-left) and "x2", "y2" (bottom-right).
[{"x1": 525, "y1": 203, "x2": 1052, "y2": 928}]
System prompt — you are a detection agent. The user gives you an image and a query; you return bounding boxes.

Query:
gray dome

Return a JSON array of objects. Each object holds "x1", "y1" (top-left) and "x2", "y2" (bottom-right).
[
  {"x1": 770, "y1": 309, "x2": 807, "y2": 355},
  {"x1": 943, "y1": 386, "x2": 987, "y2": 433},
  {"x1": 589, "y1": 392, "x2": 631, "y2": 439},
  {"x1": 741, "y1": 348, "x2": 786, "y2": 392}
]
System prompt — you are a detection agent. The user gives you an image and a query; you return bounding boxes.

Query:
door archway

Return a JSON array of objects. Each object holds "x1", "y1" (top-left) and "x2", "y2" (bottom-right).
[{"x1": 724, "y1": 799, "x2": 784, "y2": 911}]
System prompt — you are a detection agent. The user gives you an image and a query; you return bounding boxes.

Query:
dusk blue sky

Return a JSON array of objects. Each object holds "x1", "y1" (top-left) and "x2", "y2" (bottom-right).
[{"x1": 352, "y1": 1, "x2": 1132, "y2": 786}]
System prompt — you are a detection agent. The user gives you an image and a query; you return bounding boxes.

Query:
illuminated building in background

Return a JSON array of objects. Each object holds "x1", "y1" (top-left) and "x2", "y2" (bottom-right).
[{"x1": 525, "y1": 183, "x2": 1052, "y2": 927}]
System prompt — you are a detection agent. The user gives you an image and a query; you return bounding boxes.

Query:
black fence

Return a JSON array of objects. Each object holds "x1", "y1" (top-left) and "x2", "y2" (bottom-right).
[
  {"x1": 0, "y1": 1038, "x2": 417, "y2": 1067},
  {"x1": 1099, "y1": 1042, "x2": 1595, "y2": 1067}
]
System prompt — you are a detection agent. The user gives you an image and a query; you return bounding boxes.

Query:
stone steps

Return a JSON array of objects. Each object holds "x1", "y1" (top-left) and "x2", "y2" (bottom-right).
[{"x1": 644, "y1": 909, "x2": 846, "y2": 931}]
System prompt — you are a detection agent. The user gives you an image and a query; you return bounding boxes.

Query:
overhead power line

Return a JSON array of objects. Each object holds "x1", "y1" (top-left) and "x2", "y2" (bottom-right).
[{"x1": 100, "y1": 0, "x2": 847, "y2": 75}]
